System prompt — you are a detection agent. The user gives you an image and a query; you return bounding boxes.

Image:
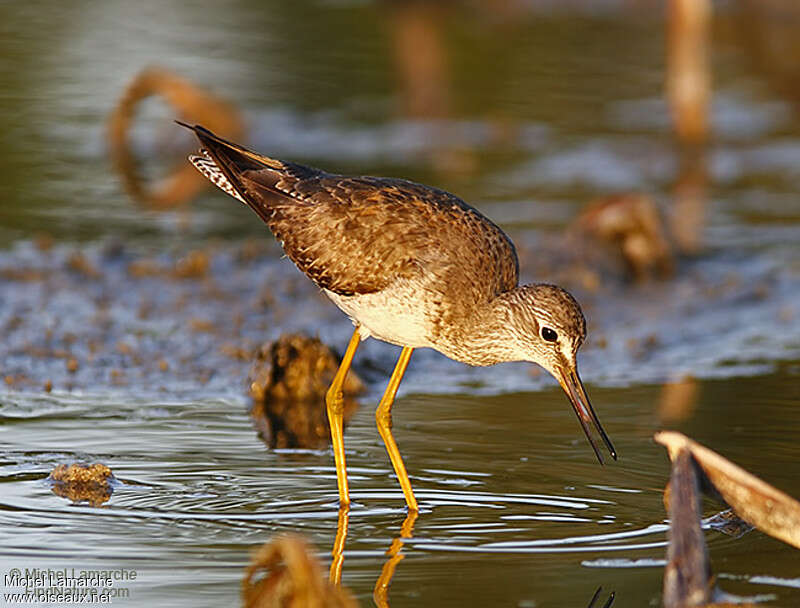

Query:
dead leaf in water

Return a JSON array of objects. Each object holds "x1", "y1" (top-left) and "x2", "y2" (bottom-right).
[{"x1": 655, "y1": 431, "x2": 800, "y2": 550}]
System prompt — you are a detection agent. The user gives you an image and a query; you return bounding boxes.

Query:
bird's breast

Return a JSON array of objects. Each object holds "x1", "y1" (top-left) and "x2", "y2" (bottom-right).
[{"x1": 323, "y1": 280, "x2": 438, "y2": 349}]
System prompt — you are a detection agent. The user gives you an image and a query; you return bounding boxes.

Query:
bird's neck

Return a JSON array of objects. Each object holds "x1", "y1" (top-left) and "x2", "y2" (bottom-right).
[{"x1": 445, "y1": 286, "x2": 529, "y2": 367}]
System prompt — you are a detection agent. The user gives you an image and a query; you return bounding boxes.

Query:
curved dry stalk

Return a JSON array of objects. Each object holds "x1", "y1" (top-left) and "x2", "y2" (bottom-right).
[{"x1": 655, "y1": 431, "x2": 800, "y2": 550}]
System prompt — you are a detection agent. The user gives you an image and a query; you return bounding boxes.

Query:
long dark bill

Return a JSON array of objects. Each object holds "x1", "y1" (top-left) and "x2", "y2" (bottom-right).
[{"x1": 557, "y1": 367, "x2": 617, "y2": 465}]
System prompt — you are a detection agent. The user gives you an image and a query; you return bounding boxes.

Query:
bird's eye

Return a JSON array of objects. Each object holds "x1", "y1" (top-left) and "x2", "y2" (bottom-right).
[{"x1": 541, "y1": 327, "x2": 558, "y2": 342}]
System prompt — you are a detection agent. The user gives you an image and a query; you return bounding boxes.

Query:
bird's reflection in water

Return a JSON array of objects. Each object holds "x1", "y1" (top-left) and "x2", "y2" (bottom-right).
[
  {"x1": 329, "y1": 508, "x2": 418, "y2": 607},
  {"x1": 372, "y1": 511, "x2": 417, "y2": 608},
  {"x1": 330, "y1": 509, "x2": 612, "y2": 607},
  {"x1": 329, "y1": 507, "x2": 350, "y2": 587},
  {"x1": 587, "y1": 586, "x2": 616, "y2": 608}
]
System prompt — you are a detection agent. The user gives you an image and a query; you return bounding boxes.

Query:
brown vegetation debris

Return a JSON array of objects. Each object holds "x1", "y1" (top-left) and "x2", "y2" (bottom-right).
[
  {"x1": 655, "y1": 431, "x2": 800, "y2": 550},
  {"x1": 127, "y1": 258, "x2": 164, "y2": 278},
  {"x1": 116, "y1": 341, "x2": 134, "y2": 356},
  {"x1": 110, "y1": 369, "x2": 127, "y2": 385},
  {"x1": 667, "y1": 0, "x2": 711, "y2": 146},
  {"x1": 47, "y1": 463, "x2": 116, "y2": 507},
  {"x1": 657, "y1": 433, "x2": 763, "y2": 608},
  {"x1": 242, "y1": 535, "x2": 357, "y2": 608},
  {"x1": 173, "y1": 250, "x2": 210, "y2": 279},
  {"x1": 0, "y1": 267, "x2": 49, "y2": 282},
  {"x1": 107, "y1": 66, "x2": 244, "y2": 209},
  {"x1": 3, "y1": 375, "x2": 13, "y2": 386},
  {"x1": 249, "y1": 334, "x2": 364, "y2": 449},
  {"x1": 572, "y1": 194, "x2": 674, "y2": 281},
  {"x1": 66, "y1": 251, "x2": 101, "y2": 279},
  {"x1": 220, "y1": 343, "x2": 254, "y2": 361},
  {"x1": 663, "y1": 447, "x2": 713, "y2": 608},
  {"x1": 189, "y1": 318, "x2": 217, "y2": 333}
]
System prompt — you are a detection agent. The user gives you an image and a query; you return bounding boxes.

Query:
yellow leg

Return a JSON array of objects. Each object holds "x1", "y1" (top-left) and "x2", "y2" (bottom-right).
[
  {"x1": 373, "y1": 510, "x2": 418, "y2": 608},
  {"x1": 326, "y1": 327, "x2": 361, "y2": 507},
  {"x1": 376, "y1": 347, "x2": 418, "y2": 512},
  {"x1": 329, "y1": 506, "x2": 349, "y2": 585}
]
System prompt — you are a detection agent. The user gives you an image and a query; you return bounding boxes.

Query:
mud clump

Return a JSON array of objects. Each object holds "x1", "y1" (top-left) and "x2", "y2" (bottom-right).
[
  {"x1": 249, "y1": 334, "x2": 364, "y2": 449},
  {"x1": 242, "y1": 535, "x2": 357, "y2": 608},
  {"x1": 47, "y1": 463, "x2": 116, "y2": 507},
  {"x1": 571, "y1": 193, "x2": 674, "y2": 281}
]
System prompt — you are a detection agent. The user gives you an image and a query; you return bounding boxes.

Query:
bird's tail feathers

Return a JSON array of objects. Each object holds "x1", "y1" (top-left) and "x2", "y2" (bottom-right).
[
  {"x1": 178, "y1": 121, "x2": 287, "y2": 204},
  {"x1": 189, "y1": 149, "x2": 247, "y2": 204}
]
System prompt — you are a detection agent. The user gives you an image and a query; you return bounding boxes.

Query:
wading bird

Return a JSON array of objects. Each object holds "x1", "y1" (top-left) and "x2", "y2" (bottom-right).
[{"x1": 180, "y1": 123, "x2": 616, "y2": 512}]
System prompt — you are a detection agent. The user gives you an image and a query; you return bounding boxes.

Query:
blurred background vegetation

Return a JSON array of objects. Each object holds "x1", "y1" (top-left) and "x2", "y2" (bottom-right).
[{"x1": 1, "y1": 1, "x2": 799, "y2": 606}]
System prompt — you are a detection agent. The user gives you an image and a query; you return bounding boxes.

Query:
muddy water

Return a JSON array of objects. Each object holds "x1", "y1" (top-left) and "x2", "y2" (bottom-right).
[{"x1": 1, "y1": 1, "x2": 800, "y2": 606}]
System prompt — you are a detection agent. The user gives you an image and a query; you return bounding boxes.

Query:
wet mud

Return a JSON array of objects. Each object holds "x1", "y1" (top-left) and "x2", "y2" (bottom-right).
[
  {"x1": 1, "y1": 217, "x2": 796, "y2": 403},
  {"x1": 0, "y1": 239, "x2": 332, "y2": 398}
]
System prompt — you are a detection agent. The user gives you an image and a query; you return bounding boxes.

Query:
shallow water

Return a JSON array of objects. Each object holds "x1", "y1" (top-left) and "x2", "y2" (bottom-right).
[
  {"x1": 1, "y1": 1, "x2": 800, "y2": 606},
  {"x1": 2, "y1": 376, "x2": 799, "y2": 606}
]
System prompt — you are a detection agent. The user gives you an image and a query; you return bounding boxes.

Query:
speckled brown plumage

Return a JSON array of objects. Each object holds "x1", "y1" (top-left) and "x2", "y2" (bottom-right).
[
  {"x1": 182, "y1": 122, "x2": 616, "y2": 466},
  {"x1": 189, "y1": 127, "x2": 517, "y2": 298},
  {"x1": 187, "y1": 125, "x2": 519, "y2": 354}
]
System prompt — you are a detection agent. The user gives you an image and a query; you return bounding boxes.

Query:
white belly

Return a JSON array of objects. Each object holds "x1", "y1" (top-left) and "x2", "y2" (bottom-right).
[{"x1": 323, "y1": 281, "x2": 434, "y2": 348}]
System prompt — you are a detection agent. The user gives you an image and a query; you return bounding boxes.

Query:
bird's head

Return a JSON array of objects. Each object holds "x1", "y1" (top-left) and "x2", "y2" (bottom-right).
[{"x1": 503, "y1": 284, "x2": 616, "y2": 464}]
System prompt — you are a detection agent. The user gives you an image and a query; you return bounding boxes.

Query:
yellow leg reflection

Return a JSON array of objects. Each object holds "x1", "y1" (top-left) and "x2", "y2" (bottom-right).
[
  {"x1": 330, "y1": 506, "x2": 350, "y2": 585},
  {"x1": 326, "y1": 327, "x2": 361, "y2": 507},
  {"x1": 373, "y1": 510, "x2": 418, "y2": 608},
  {"x1": 375, "y1": 347, "x2": 418, "y2": 511}
]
